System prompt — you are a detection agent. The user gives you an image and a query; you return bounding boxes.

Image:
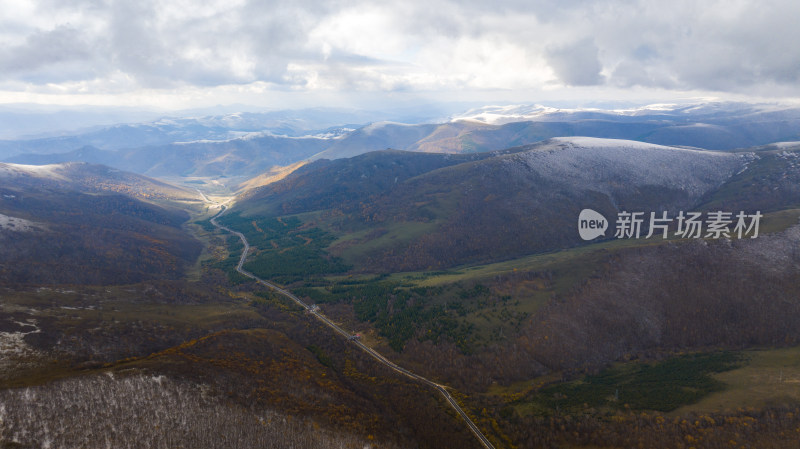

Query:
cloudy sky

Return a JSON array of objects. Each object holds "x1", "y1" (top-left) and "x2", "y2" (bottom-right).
[{"x1": 1, "y1": 0, "x2": 799, "y2": 109}]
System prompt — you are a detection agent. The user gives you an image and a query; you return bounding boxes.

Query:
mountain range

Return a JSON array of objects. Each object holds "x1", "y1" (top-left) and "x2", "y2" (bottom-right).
[
  {"x1": 4, "y1": 102, "x2": 800, "y2": 184},
  {"x1": 6, "y1": 101, "x2": 800, "y2": 449}
]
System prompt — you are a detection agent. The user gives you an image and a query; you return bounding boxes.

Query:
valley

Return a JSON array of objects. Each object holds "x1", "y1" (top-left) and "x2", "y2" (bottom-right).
[
  {"x1": 210, "y1": 203, "x2": 496, "y2": 448},
  {"x1": 5, "y1": 0, "x2": 800, "y2": 445},
  {"x1": 3, "y1": 105, "x2": 800, "y2": 448}
]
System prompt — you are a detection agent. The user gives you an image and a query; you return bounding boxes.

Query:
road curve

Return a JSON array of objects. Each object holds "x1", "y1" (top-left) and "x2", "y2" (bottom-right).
[{"x1": 210, "y1": 206, "x2": 496, "y2": 449}]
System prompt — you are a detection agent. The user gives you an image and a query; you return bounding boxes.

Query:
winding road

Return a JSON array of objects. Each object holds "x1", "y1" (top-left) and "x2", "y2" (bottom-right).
[{"x1": 209, "y1": 206, "x2": 496, "y2": 449}]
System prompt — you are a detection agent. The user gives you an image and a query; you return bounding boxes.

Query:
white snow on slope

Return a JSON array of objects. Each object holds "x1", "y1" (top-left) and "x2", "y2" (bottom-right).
[
  {"x1": 772, "y1": 141, "x2": 800, "y2": 149},
  {"x1": 450, "y1": 104, "x2": 561, "y2": 124},
  {"x1": 0, "y1": 213, "x2": 41, "y2": 232},
  {"x1": 507, "y1": 137, "x2": 752, "y2": 199},
  {"x1": 449, "y1": 101, "x2": 787, "y2": 125},
  {"x1": 552, "y1": 136, "x2": 707, "y2": 152},
  {"x1": 172, "y1": 130, "x2": 346, "y2": 145},
  {"x1": 449, "y1": 103, "x2": 689, "y2": 124},
  {"x1": 0, "y1": 319, "x2": 41, "y2": 377},
  {"x1": 0, "y1": 162, "x2": 67, "y2": 180},
  {"x1": 360, "y1": 121, "x2": 416, "y2": 134}
]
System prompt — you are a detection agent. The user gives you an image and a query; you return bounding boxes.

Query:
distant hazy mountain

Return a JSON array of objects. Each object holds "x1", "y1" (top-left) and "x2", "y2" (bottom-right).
[
  {"x1": 0, "y1": 114, "x2": 329, "y2": 157},
  {"x1": 448, "y1": 102, "x2": 800, "y2": 150},
  {"x1": 449, "y1": 101, "x2": 792, "y2": 125},
  {"x1": 0, "y1": 161, "x2": 200, "y2": 203},
  {"x1": 0, "y1": 106, "x2": 445, "y2": 158},
  {"x1": 0, "y1": 106, "x2": 166, "y2": 140},
  {"x1": 5, "y1": 101, "x2": 800, "y2": 181}
]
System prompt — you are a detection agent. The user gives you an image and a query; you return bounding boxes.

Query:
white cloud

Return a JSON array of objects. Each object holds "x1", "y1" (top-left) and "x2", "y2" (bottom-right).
[
  {"x1": 0, "y1": 26, "x2": 94, "y2": 76},
  {"x1": 545, "y1": 39, "x2": 605, "y2": 86},
  {"x1": 0, "y1": 0, "x2": 798, "y2": 107}
]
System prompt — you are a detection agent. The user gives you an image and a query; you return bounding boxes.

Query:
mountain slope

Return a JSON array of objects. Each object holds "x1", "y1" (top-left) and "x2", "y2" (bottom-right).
[
  {"x1": 237, "y1": 150, "x2": 499, "y2": 216},
  {"x1": 0, "y1": 161, "x2": 201, "y2": 204},
  {"x1": 0, "y1": 162, "x2": 202, "y2": 284},
  {"x1": 234, "y1": 137, "x2": 752, "y2": 272},
  {"x1": 334, "y1": 138, "x2": 749, "y2": 270}
]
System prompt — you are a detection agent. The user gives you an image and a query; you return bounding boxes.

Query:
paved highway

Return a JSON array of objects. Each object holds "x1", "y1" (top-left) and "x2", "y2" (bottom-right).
[{"x1": 210, "y1": 206, "x2": 496, "y2": 449}]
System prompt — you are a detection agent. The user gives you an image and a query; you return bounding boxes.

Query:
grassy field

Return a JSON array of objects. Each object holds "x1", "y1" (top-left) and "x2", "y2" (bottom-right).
[
  {"x1": 184, "y1": 217, "x2": 229, "y2": 282},
  {"x1": 483, "y1": 344, "x2": 800, "y2": 420},
  {"x1": 332, "y1": 220, "x2": 440, "y2": 265},
  {"x1": 1, "y1": 285, "x2": 264, "y2": 332},
  {"x1": 389, "y1": 239, "x2": 640, "y2": 287},
  {"x1": 485, "y1": 352, "x2": 743, "y2": 417},
  {"x1": 758, "y1": 208, "x2": 800, "y2": 233},
  {"x1": 675, "y1": 345, "x2": 800, "y2": 414}
]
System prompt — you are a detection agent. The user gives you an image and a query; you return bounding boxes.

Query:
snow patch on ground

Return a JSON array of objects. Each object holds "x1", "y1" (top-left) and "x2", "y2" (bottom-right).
[
  {"x1": 0, "y1": 319, "x2": 41, "y2": 377},
  {"x1": 0, "y1": 213, "x2": 42, "y2": 232}
]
